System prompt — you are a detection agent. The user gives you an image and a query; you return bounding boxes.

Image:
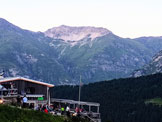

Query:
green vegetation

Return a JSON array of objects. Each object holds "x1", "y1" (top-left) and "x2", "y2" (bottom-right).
[
  {"x1": 145, "y1": 98, "x2": 162, "y2": 106},
  {"x1": 0, "y1": 105, "x2": 64, "y2": 122},
  {"x1": 0, "y1": 104, "x2": 88, "y2": 122},
  {"x1": 51, "y1": 73, "x2": 162, "y2": 122}
]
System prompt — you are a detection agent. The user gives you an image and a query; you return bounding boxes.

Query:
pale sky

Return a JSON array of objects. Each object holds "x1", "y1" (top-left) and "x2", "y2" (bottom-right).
[{"x1": 0, "y1": 0, "x2": 162, "y2": 38}]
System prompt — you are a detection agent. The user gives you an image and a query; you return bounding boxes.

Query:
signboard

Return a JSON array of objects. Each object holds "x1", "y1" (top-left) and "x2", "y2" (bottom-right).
[{"x1": 38, "y1": 97, "x2": 44, "y2": 101}]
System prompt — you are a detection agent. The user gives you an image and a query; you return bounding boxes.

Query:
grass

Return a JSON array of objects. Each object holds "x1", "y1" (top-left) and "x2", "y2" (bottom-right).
[
  {"x1": 0, "y1": 104, "x2": 64, "y2": 122},
  {"x1": 145, "y1": 98, "x2": 162, "y2": 106},
  {"x1": 0, "y1": 104, "x2": 89, "y2": 122}
]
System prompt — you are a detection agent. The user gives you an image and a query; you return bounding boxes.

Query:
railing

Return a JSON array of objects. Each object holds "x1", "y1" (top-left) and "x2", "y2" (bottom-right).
[
  {"x1": 27, "y1": 100, "x2": 47, "y2": 105},
  {"x1": 0, "y1": 89, "x2": 18, "y2": 97},
  {"x1": 80, "y1": 111, "x2": 101, "y2": 122},
  {"x1": 51, "y1": 98, "x2": 101, "y2": 122}
]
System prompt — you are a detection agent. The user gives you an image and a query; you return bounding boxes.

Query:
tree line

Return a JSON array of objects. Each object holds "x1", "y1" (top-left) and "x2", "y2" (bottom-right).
[{"x1": 51, "y1": 73, "x2": 162, "y2": 122}]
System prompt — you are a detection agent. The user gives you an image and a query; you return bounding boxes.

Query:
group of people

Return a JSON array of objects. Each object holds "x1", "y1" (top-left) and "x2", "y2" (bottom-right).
[
  {"x1": 17, "y1": 96, "x2": 53, "y2": 114},
  {"x1": 16, "y1": 96, "x2": 85, "y2": 117},
  {"x1": 60, "y1": 105, "x2": 85, "y2": 117},
  {"x1": 34, "y1": 104, "x2": 53, "y2": 113}
]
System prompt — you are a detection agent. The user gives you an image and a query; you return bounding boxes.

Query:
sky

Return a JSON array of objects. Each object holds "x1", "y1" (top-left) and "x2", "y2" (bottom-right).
[{"x1": 0, "y1": 0, "x2": 162, "y2": 38}]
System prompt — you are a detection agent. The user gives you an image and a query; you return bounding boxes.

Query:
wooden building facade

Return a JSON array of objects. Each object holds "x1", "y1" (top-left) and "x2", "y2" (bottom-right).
[{"x1": 0, "y1": 77, "x2": 54, "y2": 104}]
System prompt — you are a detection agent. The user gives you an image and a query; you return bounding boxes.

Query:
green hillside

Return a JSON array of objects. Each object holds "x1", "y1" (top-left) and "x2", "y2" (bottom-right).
[
  {"x1": 51, "y1": 33, "x2": 156, "y2": 84},
  {"x1": 0, "y1": 105, "x2": 88, "y2": 122},
  {"x1": 0, "y1": 105, "x2": 64, "y2": 122},
  {"x1": 145, "y1": 98, "x2": 162, "y2": 106},
  {"x1": 51, "y1": 73, "x2": 162, "y2": 122}
]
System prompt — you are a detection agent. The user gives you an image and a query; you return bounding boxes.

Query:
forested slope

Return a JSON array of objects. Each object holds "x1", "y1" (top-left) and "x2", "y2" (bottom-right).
[{"x1": 51, "y1": 73, "x2": 162, "y2": 122}]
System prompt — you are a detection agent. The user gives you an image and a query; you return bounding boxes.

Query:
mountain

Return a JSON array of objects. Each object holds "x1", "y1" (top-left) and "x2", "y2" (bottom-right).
[
  {"x1": 132, "y1": 50, "x2": 162, "y2": 77},
  {"x1": 45, "y1": 25, "x2": 111, "y2": 45},
  {"x1": 0, "y1": 18, "x2": 70, "y2": 84},
  {"x1": 44, "y1": 26, "x2": 161, "y2": 83},
  {"x1": 51, "y1": 73, "x2": 162, "y2": 122},
  {"x1": 135, "y1": 36, "x2": 162, "y2": 54},
  {"x1": 1, "y1": 18, "x2": 162, "y2": 84}
]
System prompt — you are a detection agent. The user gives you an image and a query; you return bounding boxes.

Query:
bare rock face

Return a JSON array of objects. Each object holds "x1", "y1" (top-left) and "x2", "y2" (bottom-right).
[
  {"x1": 132, "y1": 50, "x2": 162, "y2": 77},
  {"x1": 44, "y1": 25, "x2": 111, "y2": 42}
]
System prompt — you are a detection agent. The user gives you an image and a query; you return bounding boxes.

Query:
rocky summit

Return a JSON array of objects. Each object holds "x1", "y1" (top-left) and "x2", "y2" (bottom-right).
[{"x1": 44, "y1": 25, "x2": 111, "y2": 44}]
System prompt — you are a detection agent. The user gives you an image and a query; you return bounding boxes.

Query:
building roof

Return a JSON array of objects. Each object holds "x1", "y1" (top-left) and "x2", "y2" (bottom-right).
[
  {"x1": 51, "y1": 98, "x2": 100, "y2": 106},
  {"x1": 0, "y1": 77, "x2": 54, "y2": 87}
]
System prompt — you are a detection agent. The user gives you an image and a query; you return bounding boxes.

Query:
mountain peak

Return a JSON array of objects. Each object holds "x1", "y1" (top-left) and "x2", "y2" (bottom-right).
[
  {"x1": 0, "y1": 18, "x2": 11, "y2": 25},
  {"x1": 0, "y1": 18, "x2": 21, "y2": 31},
  {"x1": 0, "y1": 18, "x2": 8, "y2": 22},
  {"x1": 44, "y1": 25, "x2": 112, "y2": 42}
]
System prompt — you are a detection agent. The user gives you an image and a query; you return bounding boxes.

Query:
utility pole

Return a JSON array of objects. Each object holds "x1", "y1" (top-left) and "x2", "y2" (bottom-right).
[{"x1": 78, "y1": 75, "x2": 82, "y2": 105}]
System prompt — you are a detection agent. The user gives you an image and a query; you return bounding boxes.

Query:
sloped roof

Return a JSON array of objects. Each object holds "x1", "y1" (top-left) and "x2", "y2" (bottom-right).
[{"x1": 0, "y1": 77, "x2": 54, "y2": 87}]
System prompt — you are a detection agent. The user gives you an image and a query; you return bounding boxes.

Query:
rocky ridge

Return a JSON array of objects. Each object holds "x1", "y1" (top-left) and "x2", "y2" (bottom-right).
[
  {"x1": 44, "y1": 25, "x2": 111, "y2": 45},
  {"x1": 132, "y1": 50, "x2": 162, "y2": 77}
]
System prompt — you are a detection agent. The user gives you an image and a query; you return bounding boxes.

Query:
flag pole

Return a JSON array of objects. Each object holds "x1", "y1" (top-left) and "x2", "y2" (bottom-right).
[{"x1": 78, "y1": 75, "x2": 81, "y2": 105}]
